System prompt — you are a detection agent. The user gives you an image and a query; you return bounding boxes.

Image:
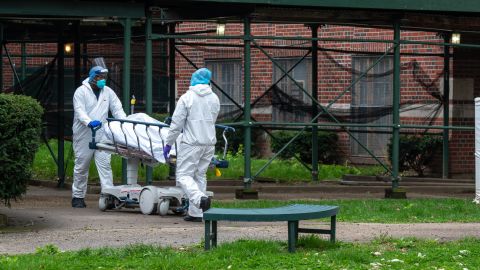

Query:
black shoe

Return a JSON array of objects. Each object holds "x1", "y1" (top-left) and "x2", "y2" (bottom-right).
[
  {"x1": 200, "y1": 196, "x2": 211, "y2": 212},
  {"x1": 72, "y1": 197, "x2": 86, "y2": 208},
  {"x1": 183, "y1": 215, "x2": 203, "y2": 222}
]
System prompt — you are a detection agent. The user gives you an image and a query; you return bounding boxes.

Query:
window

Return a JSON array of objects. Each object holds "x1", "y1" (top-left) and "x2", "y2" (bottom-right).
[
  {"x1": 351, "y1": 56, "x2": 393, "y2": 156},
  {"x1": 205, "y1": 60, "x2": 242, "y2": 118},
  {"x1": 272, "y1": 58, "x2": 312, "y2": 122}
]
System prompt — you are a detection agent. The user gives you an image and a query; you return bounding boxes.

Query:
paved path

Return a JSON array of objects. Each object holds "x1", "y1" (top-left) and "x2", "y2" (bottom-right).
[{"x1": 1, "y1": 186, "x2": 479, "y2": 254}]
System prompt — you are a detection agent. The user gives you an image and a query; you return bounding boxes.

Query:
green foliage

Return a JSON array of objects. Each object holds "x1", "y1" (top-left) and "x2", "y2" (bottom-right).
[
  {"x1": 0, "y1": 94, "x2": 43, "y2": 206},
  {"x1": 270, "y1": 130, "x2": 340, "y2": 164},
  {"x1": 2, "y1": 238, "x2": 480, "y2": 269},
  {"x1": 149, "y1": 113, "x2": 170, "y2": 123},
  {"x1": 388, "y1": 135, "x2": 442, "y2": 177},
  {"x1": 35, "y1": 244, "x2": 60, "y2": 255},
  {"x1": 33, "y1": 140, "x2": 382, "y2": 182}
]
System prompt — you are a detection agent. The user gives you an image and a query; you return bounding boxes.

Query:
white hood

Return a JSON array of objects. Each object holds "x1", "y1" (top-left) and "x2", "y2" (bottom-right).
[
  {"x1": 189, "y1": 84, "x2": 213, "y2": 97},
  {"x1": 165, "y1": 84, "x2": 220, "y2": 146}
]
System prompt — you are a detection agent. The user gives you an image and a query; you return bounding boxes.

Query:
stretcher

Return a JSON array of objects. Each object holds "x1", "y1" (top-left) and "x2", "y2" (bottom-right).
[{"x1": 88, "y1": 116, "x2": 234, "y2": 216}]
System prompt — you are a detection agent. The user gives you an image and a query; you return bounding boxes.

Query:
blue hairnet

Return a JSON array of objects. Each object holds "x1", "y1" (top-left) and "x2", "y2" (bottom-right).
[
  {"x1": 89, "y1": 66, "x2": 108, "y2": 82},
  {"x1": 190, "y1": 68, "x2": 212, "y2": 86}
]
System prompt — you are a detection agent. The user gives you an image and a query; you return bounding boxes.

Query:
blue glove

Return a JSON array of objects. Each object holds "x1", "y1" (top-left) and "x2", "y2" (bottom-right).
[
  {"x1": 163, "y1": 145, "x2": 172, "y2": 161},
  {"x1": 88, "y1": 120, "x2": 102, "y2": 128}
]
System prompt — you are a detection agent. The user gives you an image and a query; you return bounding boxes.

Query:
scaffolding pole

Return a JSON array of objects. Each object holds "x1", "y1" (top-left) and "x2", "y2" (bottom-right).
[
  {"x1": 169, "y1": 23, "x2": 176, "y2": 115},
  {"x1": 443, "y1": 33, "x2": 450, "y2": 179},
  {"x1": 243, "y1": 17, "x2": 252, "y2": 189},
  {"x1": 391, "y1": 20, "x2": 401, "y2": 189},
  {"x1": 57, "y1": 26, "x2": 65, "y2": 188},
  {"x1": 311, "y1": 24, "x2": 319, "y2": 181},
  {"x1": 145, "y1": 14, "x2": 153, "y2": 185},
  {"x1": 74, "y1": 22, "x2": 81, "y2": 87},
  {"x1": 168, "y1": 23, "x2": 177, "y2": 180},
  {"x1": 122, "y1": 17, "x2": 132, "y2": 184}
]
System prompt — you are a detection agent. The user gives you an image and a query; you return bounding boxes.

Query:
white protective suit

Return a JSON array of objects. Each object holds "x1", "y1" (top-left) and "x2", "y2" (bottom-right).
[
  {"x1": 72, "y1": 78, "x2": 126, "y2": 198},
  {"x1": 165, "y1": 83, "x2": 220, "y2": 217}
]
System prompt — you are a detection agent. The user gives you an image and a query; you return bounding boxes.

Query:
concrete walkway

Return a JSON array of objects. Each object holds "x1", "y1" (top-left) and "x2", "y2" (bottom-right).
[{"x1": 1, "y1": 186, "x2": 479, "y2": 255}]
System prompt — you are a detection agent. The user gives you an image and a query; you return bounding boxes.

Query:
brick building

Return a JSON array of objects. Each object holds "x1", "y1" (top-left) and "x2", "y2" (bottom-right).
[
  {"x1": 1, "y1": 20, "x2": 477, "y2": 177},
  {"x1": 173, "y1": 22, "x2": 477, "y2": 176}
]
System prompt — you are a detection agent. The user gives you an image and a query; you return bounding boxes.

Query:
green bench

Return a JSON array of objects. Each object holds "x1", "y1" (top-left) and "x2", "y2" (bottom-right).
[{"x1": 203, "y1": 204, "x2": 339, "y2": 252}]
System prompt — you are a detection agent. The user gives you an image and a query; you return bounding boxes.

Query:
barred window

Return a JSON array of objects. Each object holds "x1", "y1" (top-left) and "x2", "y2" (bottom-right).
[
  {"x1": 205, "y1": 59, "x2": 243, "y2": 119},
  {"x1": 351, "y1": 56, "x2": 393, "y2": 156},
  {"x1": 272, "y1": 58, "x2": 312, "y2": 122}
]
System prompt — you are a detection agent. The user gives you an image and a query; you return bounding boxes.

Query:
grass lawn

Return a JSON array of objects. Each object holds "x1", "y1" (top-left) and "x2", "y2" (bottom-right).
[
  {"x1": 1, "y1": 237, "x2": 479, "y2": 269},
  {"x1": 213, "y1": 198, "x2": 480, "y2": 223},
  {"x1": 33, "y1": 140, "x2": 385, "y2": 182}
]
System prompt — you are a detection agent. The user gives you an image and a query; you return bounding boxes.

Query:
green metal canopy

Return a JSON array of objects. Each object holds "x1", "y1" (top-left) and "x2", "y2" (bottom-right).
[{"x1": 179, "y1": 0, "x2": 480, "y2": 14}]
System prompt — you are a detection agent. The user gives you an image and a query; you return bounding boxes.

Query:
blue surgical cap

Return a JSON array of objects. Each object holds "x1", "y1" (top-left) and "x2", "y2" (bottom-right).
[
  {"x1": 89, "y1": 66, "x2": 108, "y2": 82},
  {"x1": 190, "y1": 68, "x2": 212, "y2": 86}
]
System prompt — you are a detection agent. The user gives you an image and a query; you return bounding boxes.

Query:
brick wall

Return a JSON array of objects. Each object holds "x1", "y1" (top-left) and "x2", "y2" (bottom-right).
[
  {"x1": 175, "y1": 22, "x2": 471, "y2": 174},
  {"x1": 450, "y1": 33, "x2": 480, "y2": 175},
  {"x1": 3, "y1": 21, "x2": 475, "y2": 175}
]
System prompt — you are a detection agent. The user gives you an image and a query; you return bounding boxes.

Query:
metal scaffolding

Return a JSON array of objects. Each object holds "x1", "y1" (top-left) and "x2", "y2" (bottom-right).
[{"x1": 0, "y1": 0, "x2": 478, "y2": 191}]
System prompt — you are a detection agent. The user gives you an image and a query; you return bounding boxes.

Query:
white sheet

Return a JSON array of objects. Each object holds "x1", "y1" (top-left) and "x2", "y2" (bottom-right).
[{"x1": 100, "y1": 113, "x2": 181, "y2": 163}]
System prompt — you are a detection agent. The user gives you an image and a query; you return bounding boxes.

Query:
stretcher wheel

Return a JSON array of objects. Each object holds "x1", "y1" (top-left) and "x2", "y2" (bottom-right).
[
  {"x1": 98, "y1": 195, "x2": 113, "y2": 211},
  {"x1": 139, "y1": 187, "x2": 159, "y2": 215},
  {"x1": 158, "y1": 199, "x2": 170, "y2": 216}
]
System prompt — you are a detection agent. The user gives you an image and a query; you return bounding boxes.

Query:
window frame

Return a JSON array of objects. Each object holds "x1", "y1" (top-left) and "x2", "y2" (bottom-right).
[
  {"x1": 350, "y1": 55, "x2": 393, "y2": 157},
  {"x1": 205, "y1": 59, "x2": 243, "y2": 117}
]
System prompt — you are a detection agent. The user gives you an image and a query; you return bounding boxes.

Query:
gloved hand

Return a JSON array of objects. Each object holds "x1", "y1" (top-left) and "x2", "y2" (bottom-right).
[
  {"x1": 163, "y1": 145, "x2": 172, "y2": 161},
  {"x1": 88, "y1": 120, "x2": 102, "y2": 128}
]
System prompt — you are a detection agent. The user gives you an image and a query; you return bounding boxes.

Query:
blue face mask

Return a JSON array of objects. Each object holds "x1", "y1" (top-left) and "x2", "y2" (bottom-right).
[{"x1": 96, "y1": 79, "x2": 106, "y2": 89}]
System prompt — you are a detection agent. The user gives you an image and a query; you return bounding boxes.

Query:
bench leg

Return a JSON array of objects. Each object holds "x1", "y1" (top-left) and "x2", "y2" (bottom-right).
[
  {"x1": 294, "y1": 220, "x2": 299, "y2": 242},
  {"x1": 330, "y1": 215, "x2": 336, "y2": 243},
  {"x1": 205, "y1": 220, "x2": 211, "y2": 250},
  {"x1": 288, "y1": 221, "x2": 297, "y2": 253},
  {"x1": 212, "y1": 221, "x2": 217, "y2": 248}
]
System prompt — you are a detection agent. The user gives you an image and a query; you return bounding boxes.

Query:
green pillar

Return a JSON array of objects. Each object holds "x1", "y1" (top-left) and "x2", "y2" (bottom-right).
[
  {"x1": 243, "y1": 17, "x2": 252, "y2": 189},
  {"x1": 391, "y1": 21, "x2": 401, "y2": 189},
  {"x1": 168, "y1": 23, "x2": 176, "y2": 180},
  {"x1": 168, "y1": 23, "x2": 176, "y2": 115},
  {"x1": 442, "y1": 33, "x2": 450, "y2": 179},
  {"x1": 21, "y1": 43, "x2": 26, "y2": 80},
  {"x1": 57, "y1": 27, "x2": 65, "y2": 188},
  {"x1": 311, "y1": 24, "x2": 319, "y2": 181},
  {"x1": 74, "y1": 22, "x2": 81, "y2": 86},
  {"x1": 145, "y1": 14, "x2": 153, "y2": 184},
  {"x1": 122, "y1": 18, "x2": 132, "y2": 184}
]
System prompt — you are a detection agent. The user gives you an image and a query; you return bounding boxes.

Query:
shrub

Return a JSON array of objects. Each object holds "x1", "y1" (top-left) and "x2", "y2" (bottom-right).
[
  {"x1": 388, "y1": 134, "x2": 442, "y2": 177},
  {"x1": 270, "y1": 130, "x2": 340, "y2": 164},
  {"x1": 149, "y1": 113, "x2": 170, "y2": 123},
  {"x1": 0, "y1": 94, "x2": 43, "y2": 206}
]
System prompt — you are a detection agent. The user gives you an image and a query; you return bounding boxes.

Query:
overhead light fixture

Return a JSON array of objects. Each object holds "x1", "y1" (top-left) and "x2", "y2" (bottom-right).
[
  {"x1": 451, "y1": 32, "x2": 461, "y2": 44},
  {"x1": 64, "y1": 43, "x2": 73, "y2": 54},
  {"x1": 216, "y1": 22, "x2": 225, "y2": 36}
]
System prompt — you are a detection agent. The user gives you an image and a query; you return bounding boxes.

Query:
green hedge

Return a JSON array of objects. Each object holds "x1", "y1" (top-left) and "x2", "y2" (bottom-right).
[
  {"x1": 270, "y1": 130, "x2": 340, "y2": 164},
  {"x1": 388, "y1": 134, "x2": 442, "y2": 177},
  {"x1": 0, "y1": 94, "x2": 43, "y2": 206}
]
